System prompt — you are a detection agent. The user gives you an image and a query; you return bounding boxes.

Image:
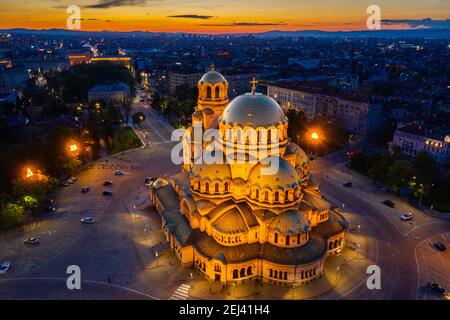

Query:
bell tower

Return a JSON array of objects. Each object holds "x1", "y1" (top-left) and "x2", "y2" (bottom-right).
[{"x1": 196, "y1": 64, "x2": 229, "y2": 130}]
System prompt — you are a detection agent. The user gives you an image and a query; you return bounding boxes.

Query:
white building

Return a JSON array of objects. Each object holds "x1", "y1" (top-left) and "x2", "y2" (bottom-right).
[
  {"x1": 88, "y1": 82, "x2": 130, "y2": 104},
  {"x1": 392, "y1": 124, "x2": 450, "y2": 164}
]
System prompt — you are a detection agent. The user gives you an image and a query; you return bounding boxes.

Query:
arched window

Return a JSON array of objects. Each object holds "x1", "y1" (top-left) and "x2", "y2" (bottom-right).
[
  {"x1": 264, "y1": 191, "x2": 269, "y2": 201},
  {"x1": 274, "y1": 232, "x2": 278, "y2": 244},
  {"x1": 224, "y1": 181, "x2": 229, "y2": 192},
  {"x1": 274, "y1": 270, "x2": 278, "y2": 279},
  {"x1": 285, "y1": 235, "x2": 290, "y2": 246},
  {"x1": 205, "y1": 182, "x2": 210, "y2": 193},
  {"x1": 255, "y1": 188, "x2": 259, "y2": 199},
  {"x1": 206, "y1": 86, "x2": 212, "y2": 99},
  {"x1": 284, "y1": 272, "x2": 287, "y2": 280},
  {"x1": 329, "y1": 241, "x2": 333, "y2": 250},
  {"x1": 215, "y1": 86, "x2": 220, "y2": 99},
  {"x1": 334, "y1": 239, "x2": 339, "y2": 249},
  {"x1": 215, "y1": 183, "x2": 219, "y2": 194},
  {"x1": 240, "y1": 268, "x2": 246, "y2": 278},
  {"x1": 247, "y1": 266, "x2": 252, "y2": 276},
  {"x1": 269, "y1": 269, "x2": 273, "y2": 278},
  {"x1": 233, "y1": 269, "x2": 238, "y2": 279},
  {"x1": 274, "y1": 192, "x2": 280, "y2": 203},
  {"x1": 297, "y1": 234, "x2": 301, "y2": 244}
]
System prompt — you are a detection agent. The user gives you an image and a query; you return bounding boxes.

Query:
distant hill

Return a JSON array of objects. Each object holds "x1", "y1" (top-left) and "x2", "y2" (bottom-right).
[{"x1": 1, "y1": 27, "x2": 449, "y2": 39}]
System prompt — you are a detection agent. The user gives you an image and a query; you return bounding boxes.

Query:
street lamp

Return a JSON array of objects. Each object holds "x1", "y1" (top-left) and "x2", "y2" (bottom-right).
[{"x1": 155, "y1": 251, "x2": 159, "y2": 266}]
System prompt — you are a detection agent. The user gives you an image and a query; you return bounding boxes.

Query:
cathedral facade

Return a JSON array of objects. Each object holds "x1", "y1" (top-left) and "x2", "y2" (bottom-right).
[{"x1": 150, "y1": 66, "x2": 347, "y2": 286}]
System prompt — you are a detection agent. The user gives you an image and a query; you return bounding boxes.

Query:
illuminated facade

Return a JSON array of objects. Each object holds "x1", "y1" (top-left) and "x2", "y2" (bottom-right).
[
  {"x1": 68, "y1": 54, "x2": 133, "y2": 72},
  {"x1": 151, "y1": 67, "x2": 347, "y2": 286}
]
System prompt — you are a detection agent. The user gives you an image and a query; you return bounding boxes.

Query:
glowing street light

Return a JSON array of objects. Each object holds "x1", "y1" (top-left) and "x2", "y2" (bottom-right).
[
  {"x1": 26, "y1": 168, "x2": 34, "y2": 178},
  {"x1": 69, "y1": 144, "x2": 78, "y2": 152},
  {"x1": 311, "y1": 132, "x2": 319, "y2": 140}
]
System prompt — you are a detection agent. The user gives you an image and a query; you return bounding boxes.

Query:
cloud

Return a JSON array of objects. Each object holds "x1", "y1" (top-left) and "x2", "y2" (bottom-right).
[
  {"x1": 382, "y1": 18, "x2": 450, "y2": 29},
  {"x1": 199, "y1": 22, "x2": 287, "y2": 27},
  {"x1": 86, "y1": 0, "x2": 147, "y2": 9},
  {"x1": 167, "y1": 14, "x2": 213, "y2": 20}
]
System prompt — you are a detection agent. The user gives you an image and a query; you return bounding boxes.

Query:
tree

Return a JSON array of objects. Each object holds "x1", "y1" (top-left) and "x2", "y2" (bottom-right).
[
  {"x1": 0, "y1": 203, "x2": 25, "y2": 226},
  {"x1": 386, "y1": 160, "x2": 414, "y2": 193}
]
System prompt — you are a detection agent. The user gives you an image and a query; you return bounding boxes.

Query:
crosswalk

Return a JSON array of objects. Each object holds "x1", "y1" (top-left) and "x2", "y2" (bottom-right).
[{"x1": 169, "y1": 284, "x2": 191, "y2": 300}]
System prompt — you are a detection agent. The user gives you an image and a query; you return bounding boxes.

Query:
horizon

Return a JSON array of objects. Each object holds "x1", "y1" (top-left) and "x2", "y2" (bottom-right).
[{"x1": 1, "y1": 0, "x2": 449, "y2": 34}]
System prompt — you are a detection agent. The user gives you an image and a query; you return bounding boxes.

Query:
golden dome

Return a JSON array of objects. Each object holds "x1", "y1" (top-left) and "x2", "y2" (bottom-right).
[
  {"x1": 190, "y1": 162, "x2": 232, "y2": 182},
  {"x1": 221, "y1": 93, "x2": 287, "y2": 127},
  {"x1": 247, "y1": 157, "x2": 300, "y2": 191},
  {"x1": 268, "y1": 210, "x2": 310, "y2": 234}
]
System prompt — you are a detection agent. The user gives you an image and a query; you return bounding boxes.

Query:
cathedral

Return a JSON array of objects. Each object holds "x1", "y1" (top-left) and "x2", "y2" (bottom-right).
[{"x1": 150, "y1": 66, "x2": 347, "y2": 286}]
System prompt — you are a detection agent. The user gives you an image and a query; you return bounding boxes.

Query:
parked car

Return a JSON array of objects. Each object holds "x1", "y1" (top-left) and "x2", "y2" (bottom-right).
[
  {"x1": 400, "y1": 212, "x2": 413, "y2": 221},
  {"x1": 343, "y1": 181, "x2": 353, "y2": 187},
  {"x1": 382, "y1": 200, "x2": 395, "y2": 208},
  {"x1": 114, "y1": 170, "x2": 125, "y2": 176},
  {"x1": 0, "y1": 261, "x2": 11, "y2": 275},
  {"x1": 45, "y1": 204, "x2": 57, "y2": 213},
  {"x1": 81, "y1": 217, "x2": 95, "y2": 224},
  {"x1": 81, "y1": 186, "x2": 90, "y2": 193},
  {"x1": 103, "y1": 180, "x2": 113, "y2": 186},
  {"x1": 427, "y1": 282, "x2": 447, "y2": 296},
  {"x1": 59, "y1": 180, "x2": 69, "y2": 187},
  {"x1": 66, "y1": 177, "x2": 76, "y2": 184},
  {"x1": 24, "y1": 237, "x2": 40, "y2": 245},
  {"x1": 431, "y1": 242, "x2": 447, "y2": 252},
  {"x1": 102, "y1": 190, "x2": 113, "y2": 196}
]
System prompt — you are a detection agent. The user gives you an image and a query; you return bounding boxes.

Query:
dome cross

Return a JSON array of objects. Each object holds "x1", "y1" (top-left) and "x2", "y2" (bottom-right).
[
  {"x1": 210, "y1": 63, "x2": 216, "y2": 71},
  {"x1": 250, "y1": 78, "x2": 258, "y2": 95}
]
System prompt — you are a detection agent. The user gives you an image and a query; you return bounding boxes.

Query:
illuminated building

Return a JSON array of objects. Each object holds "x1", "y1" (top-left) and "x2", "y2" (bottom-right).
[
  {"x1": 151, "y1": 67, "x2": 347, "y2": 286},
  {"x1": 67, "y1": 54, "x2": 133, "y2": 72}
]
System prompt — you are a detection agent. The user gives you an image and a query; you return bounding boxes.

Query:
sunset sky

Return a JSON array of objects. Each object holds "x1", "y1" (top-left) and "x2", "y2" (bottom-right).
[{"x1": 0, "y1": 0, "x2": 449, "y2": 33}]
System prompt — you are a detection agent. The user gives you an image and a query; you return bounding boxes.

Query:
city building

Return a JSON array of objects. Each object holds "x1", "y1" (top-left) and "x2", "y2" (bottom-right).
[
  {"x1": 67, "y1": 53, "x2": 133, "y2": 71},
  {"x1": 150, "y1": 68, "x2": 347, "y2": 286},
  {"x1": 267, "y1": 83, "x2": 383, "y2": 140},
  {"x1": 88, "y1": 82, "x2": 131, "y2": 104},
  {"x1": 169, "y1": 69, "x2": 203, "y2": 94},
  {"x1": 392, "y1": 123, "x2": 450, "y2": 164}
]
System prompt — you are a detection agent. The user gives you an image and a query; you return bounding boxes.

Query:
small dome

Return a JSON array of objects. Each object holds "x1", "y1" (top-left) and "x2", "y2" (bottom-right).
[
  {"x1": 286, "y1": 143, "x2": 309, "y2": 168},
  {"x1": 191, "y1": 162, "x2": 232, "y2": 182},
  {"x1": 199, "y1": 70, "x2": 227, "y2": 85},
  {"x1": 269, "y1": 210, "x2": 309, "y2": 234},
  {"x1": 221, "y1": 93, "x2": 286, "y2": 127},
  {"x1": 248, "y1": 157, "x2": 300, "y2": 191}
]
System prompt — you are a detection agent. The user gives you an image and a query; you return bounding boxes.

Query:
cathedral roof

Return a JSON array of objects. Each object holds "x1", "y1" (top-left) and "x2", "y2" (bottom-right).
[
  {"x1": 247, "y1": 156, "x2": 300, "y2": 191},
  {"x1": 268, "y1": 210, "x2": 310, "y2": 234},
  {"x1": 199, "y1": 70, "x2": 227, "y2": 85},
  {"x1": 220, "y1": 93, "x2": 287, "y2": 127},
  {"x1": 190, "y1": 162, "x2": 232, "y2": 182}
]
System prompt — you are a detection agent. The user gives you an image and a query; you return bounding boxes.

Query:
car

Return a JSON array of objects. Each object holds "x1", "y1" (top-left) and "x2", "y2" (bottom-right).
[
  {"x1": 45, "y1": 204, "x2": 57, "y2": 213},
  {"x1": 114, "y1": 170, "x2": 125, "y2": 176},
  {"x1": 0, "y1": 261, "x2": 11, "y2": 275},
  {"x1": 81, "y1": 217, "x2": 95, "y2": 224},
  {"x1": 431, "y1": 242, "x2": 447, "y2": 252},
  {"x1": 66, "y1": 178, "x2": 76, "y2": 184},
  {"x1": 400, "y1": 212, "x2": 413, "y2": 221},
  {"x1": 59, "y1": 180, "x2": 69, "y2": 187},
  {"x1": 382, "y1": 200, "x2": 395, "y2": 208},
  {"x1": 24, "y1": 237, "x2": 40, "y2": 245},
  {"x1": 103, "y1": 180, "x2": 113, "y2": 186},
  {"x1": 427, "y1": 282, "x2": 447, "y2": 296},
  {"x1": 102, "y1": 190, "x2": 113, "y2": 196},
  {"x1": 81, "y1": 186, "x2": 90, "y2": 193},
  {"x1": 343, "y1": 181, "x2": 353, "y2": 187}
]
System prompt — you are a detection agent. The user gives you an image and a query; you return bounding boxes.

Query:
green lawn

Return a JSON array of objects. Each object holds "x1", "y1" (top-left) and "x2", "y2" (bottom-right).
[{"x1": 107, "y1": 127, "x2": 142, "y2": 154}]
